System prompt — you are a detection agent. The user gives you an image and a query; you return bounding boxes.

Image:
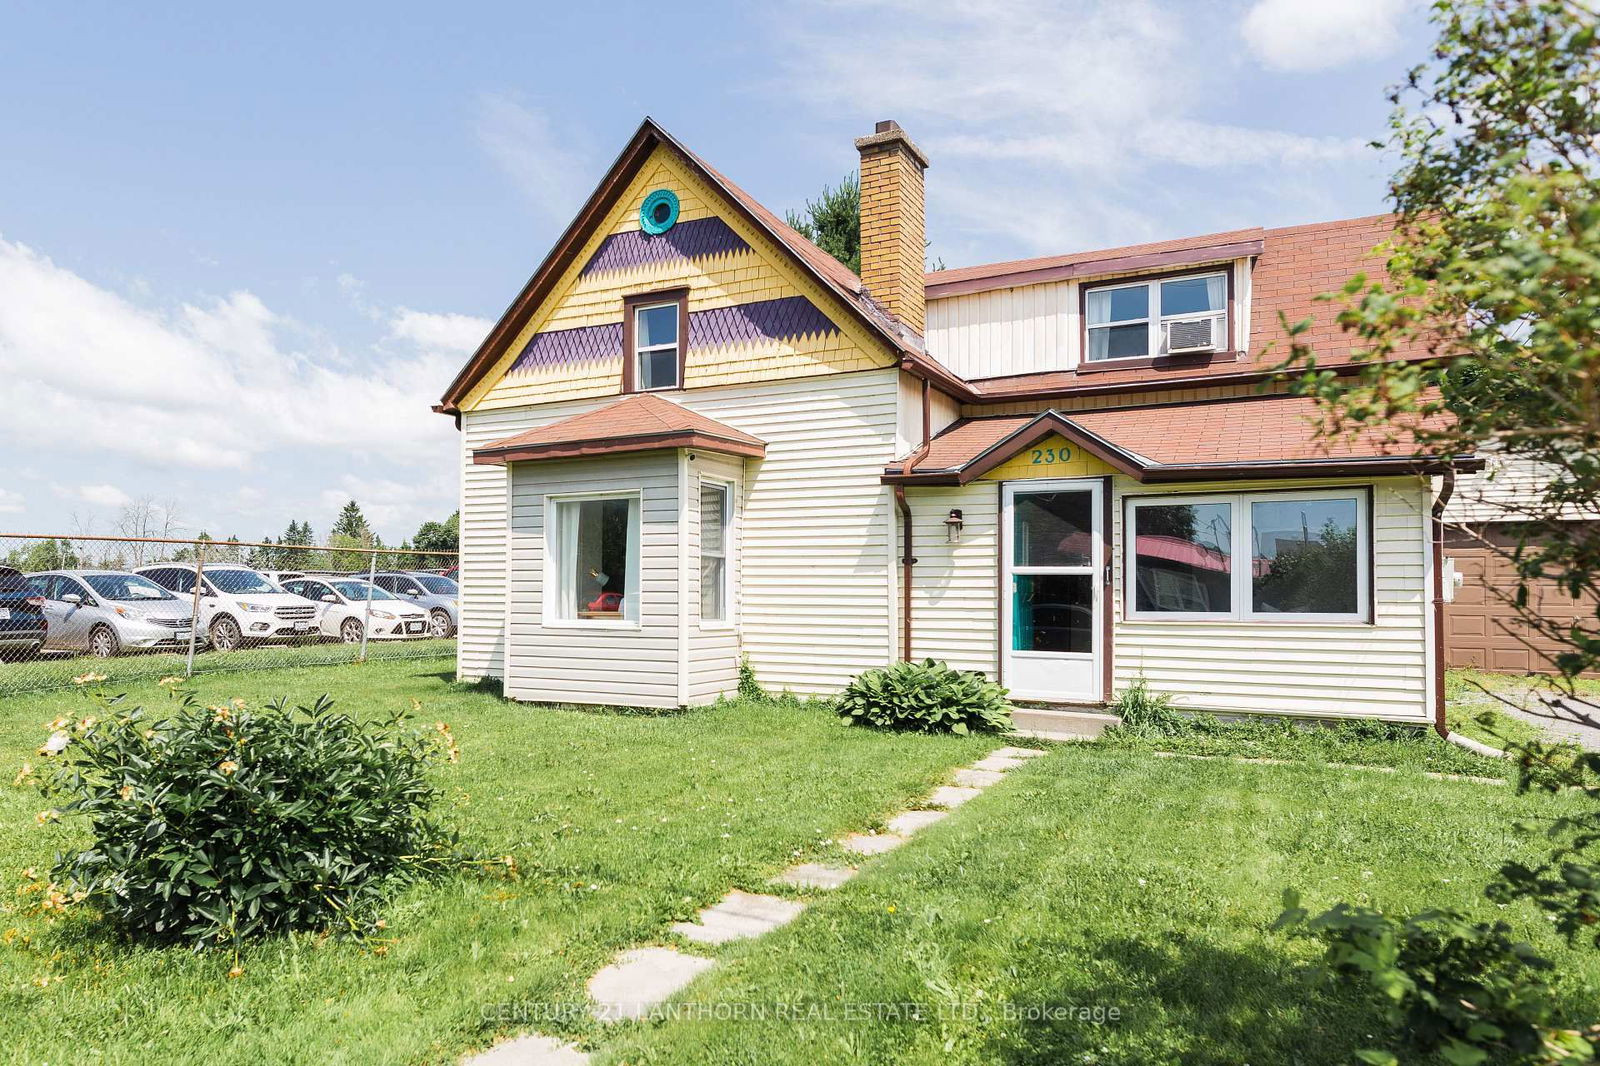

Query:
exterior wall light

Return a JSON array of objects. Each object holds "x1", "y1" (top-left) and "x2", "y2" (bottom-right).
[{"x1": 944, "y1": 508, "x2": 964, "y2": 543}]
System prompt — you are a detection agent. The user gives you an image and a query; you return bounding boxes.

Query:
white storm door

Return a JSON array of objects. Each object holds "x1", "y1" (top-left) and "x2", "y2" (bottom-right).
[{"x1": 1001, "y1": 479, "x2": 1104, "y2": 703}]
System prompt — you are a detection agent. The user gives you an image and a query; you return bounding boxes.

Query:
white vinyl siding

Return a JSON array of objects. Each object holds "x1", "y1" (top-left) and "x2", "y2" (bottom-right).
[
  {"x1": 688, "y1": 452, "x2": 744, "y2": 703},
  {"x1": 507, "y1": 452, "x2": 681, "y2": 708},
  {"x1": 1112, "y1": 477, "x2": 1429, "y2": 721},
  {"x1": 902, "y1": 475, "x2": 1431, "y2": 722},
  {"x1": 456, "y1": 368, "x2": 900, "y2": 700}
]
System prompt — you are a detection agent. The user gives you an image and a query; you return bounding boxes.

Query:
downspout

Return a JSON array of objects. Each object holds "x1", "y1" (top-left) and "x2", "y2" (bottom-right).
[{"x1": 894, "y1": 379, "x2": 933, "y2": 662}]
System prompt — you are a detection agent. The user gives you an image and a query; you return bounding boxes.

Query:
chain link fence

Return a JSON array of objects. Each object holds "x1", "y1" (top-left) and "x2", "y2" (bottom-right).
[{"x1": 0, "y1": 533, "x2": 458, "y2": 696}]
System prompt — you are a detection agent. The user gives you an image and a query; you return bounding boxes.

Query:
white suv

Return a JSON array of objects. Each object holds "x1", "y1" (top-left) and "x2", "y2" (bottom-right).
[{"x1": 135, "y1": 564, "x2": 319, "y2": 651}]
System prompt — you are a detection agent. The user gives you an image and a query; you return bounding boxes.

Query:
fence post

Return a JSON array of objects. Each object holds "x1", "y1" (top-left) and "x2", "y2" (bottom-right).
[
  {"x1": 359, "y1": 553, "x2": 375, "y2": 663},
  {"x1": 184, "y1": 540, "x2": 207, "y2": 677}
]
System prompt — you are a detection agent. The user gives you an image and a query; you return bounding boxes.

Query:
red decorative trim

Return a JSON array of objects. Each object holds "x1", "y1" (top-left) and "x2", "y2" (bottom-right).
[
  {"x1": 925, "y1": 240, "x2": 1263, "y2": 299},
  {"x1": 474, "y1": 429, "x2": 765, "y2": 465}
]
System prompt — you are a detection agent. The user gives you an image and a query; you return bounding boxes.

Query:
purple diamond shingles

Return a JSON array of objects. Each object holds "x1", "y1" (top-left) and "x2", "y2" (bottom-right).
[
  {"x1": 688, "y1": 296, "x2": 838, "y2": 351},
  {"x1": 503, "y1": 295, "x2": 837, "y2": 378},
  {"x1": 581, "y1": 217, "x2": 751, "y2": 277},
  {"x1": 509, "y1": 321, "x2": 623, "y2": 374}
]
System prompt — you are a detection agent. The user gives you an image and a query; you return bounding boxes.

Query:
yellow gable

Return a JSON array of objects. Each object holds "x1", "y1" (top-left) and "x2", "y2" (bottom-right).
[
  {"x1": 463, "y1": 146, "x2": 892, "y2": 412},
  {"x1": 979, "y1": 434, "x2": 1120, "y2": 481}
]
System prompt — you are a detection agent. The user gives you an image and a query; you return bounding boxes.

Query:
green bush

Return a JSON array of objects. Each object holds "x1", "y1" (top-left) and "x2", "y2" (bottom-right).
[
  {"x1": 836, "y1": 659, "x2": 1011, "y2": 735},
  {"x1": 28, "y1": 680, "x2": 484, "y2": 950}
]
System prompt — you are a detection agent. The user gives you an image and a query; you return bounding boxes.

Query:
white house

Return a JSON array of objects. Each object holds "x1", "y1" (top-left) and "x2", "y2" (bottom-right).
[{"x1": 435, "y1": 118, "x2": 1488, "y2": 729}]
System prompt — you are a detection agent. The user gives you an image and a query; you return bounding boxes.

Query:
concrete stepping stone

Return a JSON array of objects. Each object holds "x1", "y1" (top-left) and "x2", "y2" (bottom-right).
[
  {"x1": 991, "y1": 746, "x2": 1049, "y2": 759},
  {"x1": 953, "y1": 767, "x2": 1004, "y2": 787},
  {"x1": 927, "y1": 785, "x2": 983, "y2": 808},
  {"x1": 466, "y1": 1033, "x2": 589, "y2": 1065},
  {"x1": 587, "y1": 946, "x2": 715, "y2": 1023},
  {"x1": 971, "y1": 754, "x2": 1028, "y2": 772},
  {"x1": 885, "y1": 808, "x2": 949, "y2": 835},
  {"x1": 670, "y1": 890, "x2": 806, "y2": 945},
  {"x1": 841, "y1": 831, "x2": 906, "y2": 855},
  {"x1": 774, "y1": 862, "x2": 858, "y2": 890}
]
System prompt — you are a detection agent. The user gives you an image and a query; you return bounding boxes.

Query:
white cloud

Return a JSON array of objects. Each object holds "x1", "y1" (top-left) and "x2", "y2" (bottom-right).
[
  {"x1": 389, "y1": 308, "x2": 492, "y2": 355},
  {"x1": 770, "y1": 0, "x2": 1381, "y2": 259},
  {"x1": 473, "y1": 94, "x2": 592, "y2": 222},
  {"x1": 1242, "y1": 0, "x2": 1409, "y2": 72},
  {"x1": 318, "y1": 475, "x2": 454, "y2": 543},
  {"x1": 0, "y1": 489, "x2": 23, "y2": 514},
  {"x1": 64, "y1": 484, "x2": 133, "y2": 509}
]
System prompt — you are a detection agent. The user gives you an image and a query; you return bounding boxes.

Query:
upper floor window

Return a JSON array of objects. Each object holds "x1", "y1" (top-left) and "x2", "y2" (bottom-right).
[
  {"x1": 1084, "y1": 270, "x2": 1228, "y2": 362},
  {"x1": 632, "y1": 299, "x2": 682, "y2": 391}
]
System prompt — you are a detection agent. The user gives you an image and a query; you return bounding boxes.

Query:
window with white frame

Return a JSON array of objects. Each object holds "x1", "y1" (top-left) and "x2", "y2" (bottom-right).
[
  {"x1": 1085, "y1": 271, "x2": 1228, "y2": 361},
  {"x1": 633, "y1": 301, "x2": 681, "y2": 390},
  {"x1": 550, "y1": 495, "x2": 640, "y2": 623},
  {"x1": 699, "y1": 480, "x2": 730, "y2": 622},
  {"x1": 1125, "y1": 490, "x2": 1368, "y2": 622}
]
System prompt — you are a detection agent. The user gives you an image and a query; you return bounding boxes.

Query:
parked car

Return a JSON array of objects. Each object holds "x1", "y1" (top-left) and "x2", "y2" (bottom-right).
[
  {"x1": 371, "y1": 571, "x2": 459, "y2": 637},
  {"x1": 279, "y1": 576, "x2": 431, "y2": 643},
  {"x1": 134, "y1": 564, "x2": 318, "y2": 651},
  {"x1": 0, "y1": 566, "x2": 48, "y2": 660},
  {"x1": 24, "y1": 570, "x2": 198, "y2": 658}
]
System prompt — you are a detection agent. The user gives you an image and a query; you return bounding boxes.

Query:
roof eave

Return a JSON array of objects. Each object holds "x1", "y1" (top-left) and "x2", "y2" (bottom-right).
[
  {"x1": 925, "y1": 237, "x2": 1266, "y2": 300},
  {"x1": 474, "y1": 430, "x2": 766, "y2": 466}
]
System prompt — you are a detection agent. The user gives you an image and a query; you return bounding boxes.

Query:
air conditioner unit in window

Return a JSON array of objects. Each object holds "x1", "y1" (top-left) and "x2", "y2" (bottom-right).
[{"x1": 1166, "y1": 316, "x2": 1221, "y2": 354}]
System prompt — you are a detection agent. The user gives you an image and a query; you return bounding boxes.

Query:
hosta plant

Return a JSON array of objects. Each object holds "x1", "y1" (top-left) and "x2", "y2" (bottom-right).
[
  {"x1": 836, "y1": 658, "x2": 1012, "y2": 735},
  {"x1": 24, "y1": 677, "x2": 501, "y2": 954}
]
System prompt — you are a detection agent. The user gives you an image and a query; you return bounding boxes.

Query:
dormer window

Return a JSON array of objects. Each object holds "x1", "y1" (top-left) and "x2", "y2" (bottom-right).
[
  {"x1": 622, "y1": 289, "x2": 688, "y2": 393},
  {"x1": 1084, "y1": 269, "x2": 1229, "y2": 362}
]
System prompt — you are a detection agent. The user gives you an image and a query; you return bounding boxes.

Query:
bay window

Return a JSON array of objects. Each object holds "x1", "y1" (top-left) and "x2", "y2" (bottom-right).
[
  {"x1": 549, "y1": 494, "x2": 640, "y2": 624},
  {"x1": 1125, "y1": 489, "x2": 1368, "y2": 622},
  {"x1": 1085, "y1": 270, "x2": 1228, "y2": 362}
]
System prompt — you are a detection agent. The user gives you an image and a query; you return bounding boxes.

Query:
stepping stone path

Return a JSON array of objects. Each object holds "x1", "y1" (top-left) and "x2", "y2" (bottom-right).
[
  {"x1": 588, "y1": 946, "x2": 717, "y2": 1023},
  {"x1": 671, "y1": 890, "x2": 807, "y2": 945},
  {"x1": 469, "y1": 1033, "x2": 589, "y2": 1065},
  {"x1": 773, "y1": 862, "x2": 857, "y2": 890},
  {"x1": 463, "y1": 743, "x2": 1049, "y2": 1063}
]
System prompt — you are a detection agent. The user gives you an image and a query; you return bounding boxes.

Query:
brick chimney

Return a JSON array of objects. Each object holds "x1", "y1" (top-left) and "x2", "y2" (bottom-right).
[{"x1": 855, "y1": 119, "x2": 929, "y2": 335}]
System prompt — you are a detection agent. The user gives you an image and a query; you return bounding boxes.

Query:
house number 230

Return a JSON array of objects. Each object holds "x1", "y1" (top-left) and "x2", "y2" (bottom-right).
[{"x1": 1030, "y1": 446, "x2": 1071, "y2": 465}]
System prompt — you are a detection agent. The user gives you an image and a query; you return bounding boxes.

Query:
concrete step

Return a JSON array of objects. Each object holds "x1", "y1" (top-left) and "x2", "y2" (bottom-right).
[{"x1": 1011, "y1": 707, "x2": 1120, "y2": 741}]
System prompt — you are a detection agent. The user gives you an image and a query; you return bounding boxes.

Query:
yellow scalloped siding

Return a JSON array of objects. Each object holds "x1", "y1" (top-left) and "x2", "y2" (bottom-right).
[
  {"x1": 463, "y1": 148, "x2": 892, "y2": 413},
  {"x1": 979, "y1": 434, "x2": 1119, "y2": 481}
]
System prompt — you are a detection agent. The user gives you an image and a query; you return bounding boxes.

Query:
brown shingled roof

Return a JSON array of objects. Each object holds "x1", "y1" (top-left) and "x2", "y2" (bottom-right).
[
  {"x1": 886, "y1": 393, "x2": 1474, "y2": 483},
  {"x1": 473, "y1": 394, "x2": 766, "y2": 465}
]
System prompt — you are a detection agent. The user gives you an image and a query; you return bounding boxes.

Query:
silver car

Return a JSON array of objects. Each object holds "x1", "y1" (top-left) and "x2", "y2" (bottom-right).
[
  {"x1": 25, "y1": 570, "x2": 198, "y2": 658},
  {"x1": 371, "y1": 571, "x2": 459, "y2": 638}
]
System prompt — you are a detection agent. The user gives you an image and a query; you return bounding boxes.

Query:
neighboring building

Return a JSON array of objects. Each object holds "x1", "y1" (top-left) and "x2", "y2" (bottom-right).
[{"x1": 436, "y1": 117, "x2": 1498, "y2": 726}]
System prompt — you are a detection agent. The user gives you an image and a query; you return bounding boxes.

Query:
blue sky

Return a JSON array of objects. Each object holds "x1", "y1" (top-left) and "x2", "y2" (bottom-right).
[{"x1": 0, "y1": 0, "x2": 1429, "y2": 545}]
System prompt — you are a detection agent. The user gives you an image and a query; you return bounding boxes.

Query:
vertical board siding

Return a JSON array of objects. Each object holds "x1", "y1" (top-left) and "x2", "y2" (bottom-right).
[
  {"x1": 506, "y1": 453, "x2": 681, "y2": 708},
  {"x1": 925, "y1": 281, "x2": 1073, "y2": 381}
]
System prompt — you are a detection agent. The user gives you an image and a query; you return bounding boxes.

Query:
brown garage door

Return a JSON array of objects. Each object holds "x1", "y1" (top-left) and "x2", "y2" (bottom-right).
[{"x1": 1445, "y1": 523, "x2": 1597, "y2": 676}]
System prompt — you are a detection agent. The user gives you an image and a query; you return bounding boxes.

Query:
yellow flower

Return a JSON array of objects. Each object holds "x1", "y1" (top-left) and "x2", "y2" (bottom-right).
[
  {"x1": 231, "y1": 698, "x2": 246, "y2": 711},
  {"x1": 21, "y1": 867, "x2": 37, "y2": 881},
  {"x1": 118, "y1": 785, "x2": 133, "y2": 801},
  {"x1": 886, "y1": 905, "x2": 897, "y2": 914},
  {"x1": 372, "y1": 944, "x2": 389, "y2": 956},
  {"x1": 226, "y1": 966, "x2": 244, "y2": 979},
  {"x1": 158, "y1": 676, "x2": 183, "y2": 688},
  {"x1": 13, "y1": 761, "x2": 34, "y2": 786},
  {"x1": 76, "y1": 717, "x2": 96, "y2": 733},
  {"x1": 70, "y1": 671, "x2": 106, "y2": 686},
  {"x1": 210, "y1": 705, "x2": 232, "y2": 722},
  {"x1": 374, "y1": 919, "x2": 387, "y2": 929},
  {"x1": 217, "y1": 761, "x2": 238, "y2": 775},
  {"x1": 35, "y1": 809, "x2": 60, "y2": 825}
]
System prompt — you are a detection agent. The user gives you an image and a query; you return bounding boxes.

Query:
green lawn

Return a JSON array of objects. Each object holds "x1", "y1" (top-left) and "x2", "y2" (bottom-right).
[{"x1": 2, "y1": 660, "x2": 1594, "y2": 1065}]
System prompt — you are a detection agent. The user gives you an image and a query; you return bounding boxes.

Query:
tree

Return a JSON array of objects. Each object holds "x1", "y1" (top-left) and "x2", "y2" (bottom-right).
[
  {"x1": 1274, "y1": 3, "x2": 1600, "y2": 1062},
  {"x1": 330, "y1": 502, "x2": 372, "y2": 546},
  {"x1": 786, "y1": 174, "x2": 861, "y2": 275},
  {"x1": 116, "y1": 497, "x2": 185, "y2": 568},
  {"x1": 412, "y1": 512, "x2": 459, "y2": 569}
]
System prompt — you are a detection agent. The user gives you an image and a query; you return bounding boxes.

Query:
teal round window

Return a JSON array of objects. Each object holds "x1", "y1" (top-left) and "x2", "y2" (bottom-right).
[{"x1": 640, "y1": 189, "x2": 680, "y2": 234}]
